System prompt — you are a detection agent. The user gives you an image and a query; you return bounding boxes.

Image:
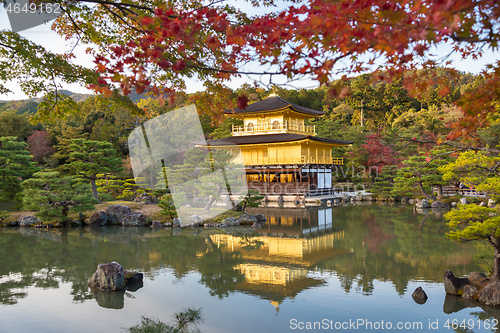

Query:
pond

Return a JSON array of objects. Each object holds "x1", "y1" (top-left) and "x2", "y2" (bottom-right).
[{"x1": 0, "y1": 203, "x2": 498, "y2": 332}]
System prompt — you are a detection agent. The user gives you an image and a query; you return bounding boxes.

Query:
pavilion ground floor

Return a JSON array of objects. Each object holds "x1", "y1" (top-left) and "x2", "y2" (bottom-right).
[{"x1": 241, "y1": 165, "x2": 341, "y2": 196}]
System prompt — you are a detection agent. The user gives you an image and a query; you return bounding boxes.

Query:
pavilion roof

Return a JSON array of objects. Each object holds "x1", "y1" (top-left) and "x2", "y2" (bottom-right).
[
  {"x1": 224, "y1": 95, "x2": 324, "y2": 117},
  {"x1": 197, "y1": 133, "x2": 354, "y2": 146}
]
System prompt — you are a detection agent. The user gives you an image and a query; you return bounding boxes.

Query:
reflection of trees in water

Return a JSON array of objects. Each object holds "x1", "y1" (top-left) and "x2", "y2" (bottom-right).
[
  {"x1": 318, "y1": 204, "x2": 481, "y2": 296},
  {"x1": 0, "y1": 227, "x2": 207, "y2": 305},
  {"x1": 0, "y1": 205, "x2": 484, "y2": 307},
  {"x1": 444, "y1": 294, "x2": 500, "y2": 332},
  {"x1": 197, "y1": 236, "x2": 245, "y2": 299}
]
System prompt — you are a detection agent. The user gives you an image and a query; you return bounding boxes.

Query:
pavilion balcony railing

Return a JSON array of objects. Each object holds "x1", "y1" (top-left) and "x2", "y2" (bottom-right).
[
  {"x1": 232, "y1": 122, "x2": 315, "y2": 135},
  {"x1": 243, "y1": 156, "x2": 344, "y2": 166}
]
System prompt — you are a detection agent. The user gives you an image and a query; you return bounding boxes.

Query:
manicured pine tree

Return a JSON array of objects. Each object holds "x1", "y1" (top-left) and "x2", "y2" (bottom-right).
[
  {"x1": 238, "y1": 190, "x2": 264, "y2": 213},
  {"x1": 441, "y1": 150, "x2": 500, "y2": 278},
  {"x1": 116, "y1": 177, "x2": 148, "y2": 200},
  {"x1": 65, "y1": 139, "x2": 124, "y2": 201},
  {"x1": 0, "y1": 136, "x2": 38, "y2": 202},
  {"x1": 392, "y1": 146, "x2": 452, "y2": 200},
  {"x1": 158, "y1": 194, "x2": 178, "y2": 219},
  {"x1": 96, "y1": 173, "x2": 126, "y2": 201},
  {"x1": 370, "y1": 165, "x2": 400, "y2": 199},
  {"x1": 21, "y1": 170, "x2": 98, "y2": 223},
  {"x1": 52, "y1": 126, "x2": 89, "y2": 166}
]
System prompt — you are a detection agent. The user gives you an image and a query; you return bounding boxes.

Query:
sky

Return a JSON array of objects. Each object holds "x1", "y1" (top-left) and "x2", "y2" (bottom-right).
[{"x1": 0, "y1": 2, "x2": 499, "y2": 101}]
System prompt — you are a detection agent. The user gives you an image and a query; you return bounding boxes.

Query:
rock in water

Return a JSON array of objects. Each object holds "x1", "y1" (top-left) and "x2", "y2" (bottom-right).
[
  {"x1": 479, "y1": 281, "x2": 500, "y2": 306},
  {"x1": 254, "y1": 214, "x2": 267, "y2": 223},
  {"x1": 443, "y1": 270, "x2": 469, "y2": 295},
  {"x1": 124, "y1": 271, "x2": 144, "y2": 284},
  {"x1": 88, "y1": 261, "x2": 126, "y2": 291},
  {"x1": 462, "y1": 285, "x2": 479, "y2": 300},
  {"x1": 412, "y1": 287, "x2": 428, "y2": 304},
  {"x1": 431, "y1": 201, "x2": 449, "y2": 209},
  {"x1": 222, "y1": 217, "x2": 240, "y2": 226},
  {"x1": 468, "y1": 272, "x2": 488, "y2": 284},
  {"x1": 237, "y1": 214, "x2": 258, "y2": 225},
  {"x1": 105, "y1": 204, "x2": 132, "y2": 225}
]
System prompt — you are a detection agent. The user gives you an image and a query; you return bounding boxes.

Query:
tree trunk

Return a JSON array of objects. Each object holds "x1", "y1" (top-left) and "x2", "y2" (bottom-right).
[
  {"x1": 495, "y1": 245, "x2": 500, "y2": 279},
  {"x1": 417, "y1": 181, "x2": 434, "y2": 200},
  {"x1": 436, "y1": 184, "x2": 443, "y2": 199},
  {"x1": 203, "y1": 185, "x2": 222, "y2": 212},
  {"x1": 90, "y1": 178, "x2": 101, "y2": 203}
]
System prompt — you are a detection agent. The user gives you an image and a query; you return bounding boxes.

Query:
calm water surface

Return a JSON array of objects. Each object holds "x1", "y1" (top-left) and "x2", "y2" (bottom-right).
[{"x1": 0, "y1": 204, "x2": 498, "y2": 333}]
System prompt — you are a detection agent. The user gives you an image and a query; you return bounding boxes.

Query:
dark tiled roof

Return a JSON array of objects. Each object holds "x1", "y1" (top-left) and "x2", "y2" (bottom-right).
[
  {"x1": 224, "y1": 96, "x2": 324, "y2": 116},
  {"x1": 196, "y1": 134, "x2": 354, "y2": 146}
]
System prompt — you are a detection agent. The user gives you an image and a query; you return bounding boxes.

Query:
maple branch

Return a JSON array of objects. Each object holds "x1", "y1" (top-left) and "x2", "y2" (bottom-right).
[
  {"x1": 184, "y1": 63, "x2": 304, "y2": 76},
  {"x1": 397, "y1": 136, "x2": 500, "y2": 154},
  {"x1": 60, "y1": 7, "x2": 84, "y2": 40},
  {"x1": 76, "y1": 0, "x2": 154, "y2": 13},
  {"x1": 101, "y1": 3, "x2": 145, "y2": 34},
  {"x1": 201, "y1": 0, "x2": 226, "y2": 9}
]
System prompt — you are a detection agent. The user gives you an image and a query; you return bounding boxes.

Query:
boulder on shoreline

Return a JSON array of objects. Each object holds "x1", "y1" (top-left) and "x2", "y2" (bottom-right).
[
  {"x1": 19, "y1": 216, "x2": 40, "y2": 227},
  {"x1": 443, "y1": 270, "x2": 469, "y2": 295},
  {"x1": 443, "y1": 270, "x2": 500, "y2": 306},
  {"x1": 89, "y1": 211, "x2": 107, "y2": 226},
  {"x1": 106, "y1": 204, "x2": 132, "y2": 225},
  {"x1": 173, "y1": 217, "x2": 182, "y2": 227},
  {"x1": 122, "y1": 212, "x2": 146, "y2": 226},
  {"x1": 416, "y1": 199, "x2": 431, "y2": 209},
  {"x1": 478, "y1": 281, "x2": 500, "y2": 306},
  {"x1": 237, "y1": 214, "x2": 257, "y2": 225}
]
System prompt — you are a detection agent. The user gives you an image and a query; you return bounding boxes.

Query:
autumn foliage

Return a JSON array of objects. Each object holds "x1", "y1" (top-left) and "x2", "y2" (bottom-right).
[
  {"x1": 27, "y1": 130, "x2": 54, "y2": 163},
  {"x1": 86, "y1": 0, "x2": 500, "y2": 139},
  {"x1": 355, "y1": 134, "x2": 398, "y2": 173}
]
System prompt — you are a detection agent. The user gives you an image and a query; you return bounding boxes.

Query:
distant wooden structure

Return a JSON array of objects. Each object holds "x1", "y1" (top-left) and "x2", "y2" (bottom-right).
[
  {"x1": 433, "y1": 186, "x2": 487, "y2": 197},
  {"x1": 196, "y1": 94, "x2": 353, "y2": 196}
]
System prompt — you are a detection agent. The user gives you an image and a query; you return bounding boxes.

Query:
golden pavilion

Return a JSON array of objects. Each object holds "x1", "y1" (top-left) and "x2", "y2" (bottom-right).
[{"x1": 200, "y1": 94, "x2": 353, "y2": 196}]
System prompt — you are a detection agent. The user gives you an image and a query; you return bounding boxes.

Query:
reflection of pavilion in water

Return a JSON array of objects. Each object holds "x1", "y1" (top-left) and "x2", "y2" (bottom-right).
[
  {"x1": 248, "y1": 206, "x2": 337, "y2": 237},
  {"x1": 208, "y1": 207, "x2": 351, "y2": 313}
]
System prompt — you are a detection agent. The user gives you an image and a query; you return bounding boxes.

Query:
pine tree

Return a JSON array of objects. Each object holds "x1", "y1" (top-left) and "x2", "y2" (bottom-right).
[
  {"x1": 52, "y1": 126, "x2": 89, "y2": 166},
  {"x1": 21, "y1": 170, "x2": 98, "y2": 223},
  {"x1": 392, "y1": 146, "x2": 452, "y2": 200},
  {"x1": 0, "y1": 136, "x2": 38, "y2": 202},
  {"x1": 441, "y1": 150, "x2": 500, "y2": 278},
  {"x1": 238, "y1": 190, "x2": 264, "y2": 213},
  {"x1": 64, "y1": 139, "x2": 124, "y2": 201},
  {"x1": 158, "y1": 194, "x2": 177, "y2": 219},
  {"x1": 370, "y1": 165, "x2": 399, "y2": 199}
]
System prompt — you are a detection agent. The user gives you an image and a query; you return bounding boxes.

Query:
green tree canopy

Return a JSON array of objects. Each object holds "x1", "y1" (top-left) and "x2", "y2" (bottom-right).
[
  {"x1": 0, "y1": 136, "x2": 38, "y2": 202},
  {"x1": 64, "y1": 139, "x2": 124, "y2": 201},
  {"x1": 21, "y1": 170, "x2": 98, "y2": 223}
]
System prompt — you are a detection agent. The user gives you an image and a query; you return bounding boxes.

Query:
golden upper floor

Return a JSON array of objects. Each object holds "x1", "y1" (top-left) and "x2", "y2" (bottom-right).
[{"x1": 225, "y1": 94, "x2": 324, "y2": 136}]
